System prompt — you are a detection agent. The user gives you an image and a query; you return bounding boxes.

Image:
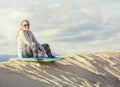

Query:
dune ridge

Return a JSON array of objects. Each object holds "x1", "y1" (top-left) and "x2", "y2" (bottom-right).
[{"x1": 0, "y1": 51, "x2": 120, "y2": 87}]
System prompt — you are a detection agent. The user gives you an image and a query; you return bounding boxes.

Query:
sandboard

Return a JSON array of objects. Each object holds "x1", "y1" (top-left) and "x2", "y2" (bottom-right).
[{"x1": 10, "y1": 57, "x2": 65, "y2": 62}]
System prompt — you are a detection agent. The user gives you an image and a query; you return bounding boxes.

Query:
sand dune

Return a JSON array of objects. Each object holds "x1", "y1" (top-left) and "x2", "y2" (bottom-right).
[{"x1": 0, "y1": 51, "x2": 120, "y2": 87}]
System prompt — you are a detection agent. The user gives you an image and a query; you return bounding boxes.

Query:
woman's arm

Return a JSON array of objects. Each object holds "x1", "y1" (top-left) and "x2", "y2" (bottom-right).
[
  {"x1": 31, "y1": 31, "x2": 46, "y2": 56},
  {"x1": 30, "y1": 31, "x2": 44, "y2": 50}
]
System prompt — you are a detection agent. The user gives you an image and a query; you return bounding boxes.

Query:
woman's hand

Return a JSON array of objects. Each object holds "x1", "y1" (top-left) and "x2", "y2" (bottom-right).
[{"x1": 41, "y1": 49, "x2": 46, "y2": 57}]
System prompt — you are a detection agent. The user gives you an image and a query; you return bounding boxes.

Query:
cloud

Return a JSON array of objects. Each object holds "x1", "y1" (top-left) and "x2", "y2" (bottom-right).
[
  {"x1": 0, "y1": 34, "x2": 5, "y2": 40},
  {"x1": 89, "y1": 32, "x2": 120, "y2": 51}
]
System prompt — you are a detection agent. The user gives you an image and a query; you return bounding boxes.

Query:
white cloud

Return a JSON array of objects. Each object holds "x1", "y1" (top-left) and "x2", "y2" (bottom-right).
[
  {"x1": 48, "y1": 3, "x2": 61, "y2": 8},
  {"x1": 0, "y1": 34, "x2": 5, "y2": 40}
]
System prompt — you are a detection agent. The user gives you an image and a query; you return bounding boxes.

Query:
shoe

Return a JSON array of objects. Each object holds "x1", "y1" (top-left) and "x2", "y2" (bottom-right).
[
  {"x1": 48, "y1": 55, "x2": 55, "y2": 58},
  {"x1": 40, "y1": 56, "x2": 45, "y2": 58}
]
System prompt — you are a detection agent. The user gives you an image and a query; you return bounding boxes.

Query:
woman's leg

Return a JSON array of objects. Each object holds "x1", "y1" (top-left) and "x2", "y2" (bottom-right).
[
  {"x1": 41, "y1": 44, "x2": 55, "y2": 58},
  {"x1": 22, "y1": 44, "x2": 38, "y2": 59}
]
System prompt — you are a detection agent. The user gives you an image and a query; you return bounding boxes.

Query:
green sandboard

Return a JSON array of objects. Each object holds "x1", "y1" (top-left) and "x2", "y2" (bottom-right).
[{"x1": 10, "y1": 57, "x2": 65, "y2": 62}]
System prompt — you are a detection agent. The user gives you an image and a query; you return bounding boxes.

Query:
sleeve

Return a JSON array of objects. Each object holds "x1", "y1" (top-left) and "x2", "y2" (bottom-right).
[
  {"x1": 19, "y1": 31, "x2": 33, "y2": 46},
  {"x1": 30, "y1": 31, "x2": 44, "y2": 50}
]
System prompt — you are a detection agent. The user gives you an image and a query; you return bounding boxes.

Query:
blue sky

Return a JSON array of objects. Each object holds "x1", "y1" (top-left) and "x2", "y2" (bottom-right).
[{"x1": 0, "y1": 0, "x2": 120, "y2": 55}]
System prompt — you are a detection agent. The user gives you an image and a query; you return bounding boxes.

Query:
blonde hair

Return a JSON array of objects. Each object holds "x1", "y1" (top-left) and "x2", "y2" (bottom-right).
[{"x1": 16, "y1": 19, "x2": 30, "y2": 38}]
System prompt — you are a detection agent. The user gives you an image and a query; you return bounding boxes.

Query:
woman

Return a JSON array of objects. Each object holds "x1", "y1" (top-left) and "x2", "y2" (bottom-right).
[{"x1": 17, "y1": 19, "x2": 55, "y2": 62}]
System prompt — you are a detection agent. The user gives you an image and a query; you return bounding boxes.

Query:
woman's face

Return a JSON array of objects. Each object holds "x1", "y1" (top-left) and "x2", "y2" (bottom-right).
[{"x1": 22, "y1": 21, "x2": 30, "y2": 31}]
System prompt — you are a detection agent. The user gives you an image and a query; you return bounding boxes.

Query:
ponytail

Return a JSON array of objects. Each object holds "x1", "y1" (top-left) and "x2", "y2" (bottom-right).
[{"x1": 16, "y1": 28, "x2": 22, "y2": 38}]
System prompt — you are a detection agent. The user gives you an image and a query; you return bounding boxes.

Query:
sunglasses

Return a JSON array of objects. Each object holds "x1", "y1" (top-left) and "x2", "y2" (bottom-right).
[{"x1": 23, "y1": 24, "x2": 29, "y2": 27}]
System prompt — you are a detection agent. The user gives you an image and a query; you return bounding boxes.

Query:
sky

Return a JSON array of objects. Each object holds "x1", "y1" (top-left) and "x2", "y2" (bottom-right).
[{"x1": 0, "y1": 0, "x2": 120, "y2": 55}]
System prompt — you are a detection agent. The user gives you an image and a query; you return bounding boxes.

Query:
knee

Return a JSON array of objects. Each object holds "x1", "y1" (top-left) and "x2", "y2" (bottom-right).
[{"x1": 44, "y1": 43, "x2": 49, "y2": 47}]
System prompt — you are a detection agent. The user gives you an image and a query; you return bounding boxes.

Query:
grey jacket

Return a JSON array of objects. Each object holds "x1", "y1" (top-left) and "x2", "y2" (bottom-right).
[{"x1": 17, "y1": 30, "x2": 43, "y2": 57}]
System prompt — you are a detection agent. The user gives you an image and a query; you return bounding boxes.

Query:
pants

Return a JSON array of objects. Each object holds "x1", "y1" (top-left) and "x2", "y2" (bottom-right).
[{"x1": 22, "y1": 43, "x2": 53, "y2": 58}]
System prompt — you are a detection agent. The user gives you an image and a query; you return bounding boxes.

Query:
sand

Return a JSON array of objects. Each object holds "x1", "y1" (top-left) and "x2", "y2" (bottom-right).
[{"x1": 0, "y1": 51, "x2": 120, "y2": 87}]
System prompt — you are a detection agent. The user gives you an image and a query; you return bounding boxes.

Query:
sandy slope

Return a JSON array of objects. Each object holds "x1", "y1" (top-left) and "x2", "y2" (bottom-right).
[{"x1": 0, "y1": 51, "x2": 120, "y2": 87}]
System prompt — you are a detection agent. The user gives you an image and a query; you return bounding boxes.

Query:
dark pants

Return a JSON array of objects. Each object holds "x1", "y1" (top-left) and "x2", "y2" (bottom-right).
[{"x1": 22, "y1": 44, "x2": 53, "y2": 58}]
